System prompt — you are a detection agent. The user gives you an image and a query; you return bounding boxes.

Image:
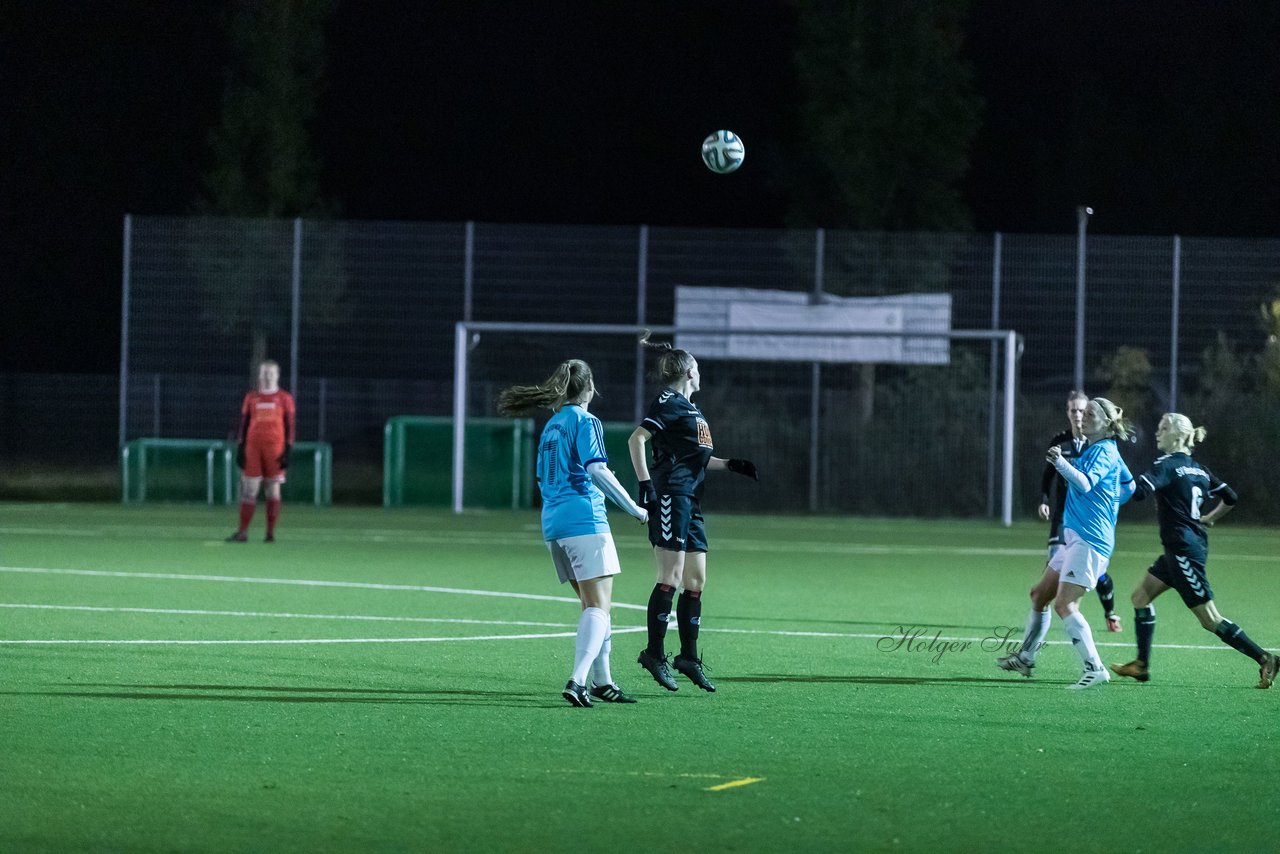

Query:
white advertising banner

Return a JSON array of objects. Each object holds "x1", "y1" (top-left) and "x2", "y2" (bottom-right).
[{"x1": 675, "y1": 286, "x2": 951, "y2": 364}]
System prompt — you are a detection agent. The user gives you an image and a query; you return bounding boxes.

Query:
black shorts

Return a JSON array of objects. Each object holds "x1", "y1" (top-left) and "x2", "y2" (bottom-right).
[
  {"x1": 1148, "y1": 549, "x2": 1213, "y2": 608},
  {"x1": 648, "y1": 493, "x2": 708, "y2": 553}
]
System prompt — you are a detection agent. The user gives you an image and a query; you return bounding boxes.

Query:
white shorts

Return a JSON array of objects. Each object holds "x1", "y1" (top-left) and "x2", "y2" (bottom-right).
[
  {"x1": 547, "y1": 533, "x2": 621, "y2": 584},
  {"x1": 1047, "y1": 529, "x2": 1110, "y2": 591}
]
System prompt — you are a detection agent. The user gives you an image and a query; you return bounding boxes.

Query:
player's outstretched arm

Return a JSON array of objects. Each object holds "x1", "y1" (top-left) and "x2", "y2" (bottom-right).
[
  {"x1": 586, "y1": 462, "x2": 648, "y2": 523},
  {"x1": 1047, "y1": 446, "x2": 1091, "y2": 493},
  {"x1": 708, "y1": 456, "x2": 759, "y2": 481}
]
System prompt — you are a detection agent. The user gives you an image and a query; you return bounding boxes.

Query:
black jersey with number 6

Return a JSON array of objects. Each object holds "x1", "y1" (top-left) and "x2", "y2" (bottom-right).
[
  {"x1": 1135, "y1": 452, "x2": 1238, "y2": 550},
  {"x1": 641, "y1": 389, "x2": 714, "y2": 498}
]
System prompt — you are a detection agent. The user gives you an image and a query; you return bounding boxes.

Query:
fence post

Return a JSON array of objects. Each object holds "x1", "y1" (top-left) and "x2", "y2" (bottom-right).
[
  {"x1": 463, "y1": 221, "x2": 475, "y2": 322},
  {"x1": 987, "y1": 231, "x2": 1003, "y2": 518},
  {"x1": 809, "y1": 228, "x2": 825, "y2": 512},
  {"x1": 1002, "y1": 331, "x2": 1018, "y2": 527},
  {"x1": 1170, "y1": 235, "x2": 1182, "y2": 410},
  {"x1": 152, "y1": 374, "x2": 161, "y2": 436},
  {"x1": 317, "y1": 377, "x2": 327, "y2": 442},
  {"x1": 290, "y1": 217, "x2": 302, "y2": 397},
  {"x1": 118, "y1": 214, "x2": 133, "y2": 454},
  {"x1": 634, "y1": 224, "x2": 649, "y2": 424},
  {"x1": 1074, "y1": 207, "x2": 1092, "y2": 390},
  {"x1": 452, "y1": 322, "x2": 469, "y2": 514}
]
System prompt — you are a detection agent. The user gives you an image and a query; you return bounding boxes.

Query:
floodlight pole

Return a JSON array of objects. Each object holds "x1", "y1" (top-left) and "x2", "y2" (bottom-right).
[{"x1": 1074, "y1": 206, "x2": 1092, "y2": 390}]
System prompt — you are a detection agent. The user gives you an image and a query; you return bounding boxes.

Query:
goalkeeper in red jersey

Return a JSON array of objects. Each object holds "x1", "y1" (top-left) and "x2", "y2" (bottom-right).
[{"x1": 227, "y1": 360, "x2": 296, "y2": 543}]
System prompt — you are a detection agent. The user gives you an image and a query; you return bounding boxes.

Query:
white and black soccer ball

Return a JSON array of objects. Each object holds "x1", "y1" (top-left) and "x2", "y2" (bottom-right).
[{"x1": 701, "y1": 130, "x2": 745, "y2": 174}]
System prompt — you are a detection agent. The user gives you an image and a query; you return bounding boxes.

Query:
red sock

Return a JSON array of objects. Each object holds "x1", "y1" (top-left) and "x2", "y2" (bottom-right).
[
  {"x1": 238, "y1": 501, "x2": 256, "y2": 534},
  {"x1": 266, "y1": 499, "x2": 281, "y2": 536}
]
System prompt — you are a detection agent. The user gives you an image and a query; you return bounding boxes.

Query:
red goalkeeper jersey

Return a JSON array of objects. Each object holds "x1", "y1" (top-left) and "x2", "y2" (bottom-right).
[{"x1": 239, "y1": 390, "x2": 296, "y2": 444}]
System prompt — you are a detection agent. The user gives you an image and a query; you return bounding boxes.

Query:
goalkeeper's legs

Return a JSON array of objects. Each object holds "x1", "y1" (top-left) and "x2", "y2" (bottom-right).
[
  {"x1": 264, "y1": 480, "x2": 282, "y2": 542},
  {"x1": 229, "y1": 475, "x2": 262, "y2": 542}
]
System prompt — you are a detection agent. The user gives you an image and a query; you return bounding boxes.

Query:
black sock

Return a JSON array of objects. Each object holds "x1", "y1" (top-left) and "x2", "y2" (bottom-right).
[
  {"x1": 1214, "y1": 620, "x2": 1266, "y2": 664},
  {"x1": 676, "y1": 589, "x2": 703, "y2": 659},
  {"x1": 1135, "y1": 606, "x2": 1156, "y2": 665},
  {"x1": 646, "y1": 584, "x2": 675, "y2": 657},
  {"x1": 1096, "y1": 573, "x2": 1116, "y2": 616}
]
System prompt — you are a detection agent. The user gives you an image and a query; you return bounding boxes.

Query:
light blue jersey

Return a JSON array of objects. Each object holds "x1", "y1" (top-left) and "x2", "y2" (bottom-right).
[
  {"x1": 537, "y1": 404, "x2": 610, "y2": 541},
  {"x1": 1062, "y1": 439, "x2": 1135, "y2": 558}
]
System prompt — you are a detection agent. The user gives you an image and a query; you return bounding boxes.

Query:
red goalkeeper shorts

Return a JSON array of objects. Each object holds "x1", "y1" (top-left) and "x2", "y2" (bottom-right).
[{"x1": 244, "y1": 437, "x2": 287, "y2": 482}]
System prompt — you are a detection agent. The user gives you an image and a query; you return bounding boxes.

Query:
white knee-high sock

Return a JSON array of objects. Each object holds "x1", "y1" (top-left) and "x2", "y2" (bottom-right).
[
  {"x1": 571, "y1": 607, "x2": 609, "y2": 685},
  {"x1": 1020, "y1": 607, "x2": 1052, "y2": 662},
  {"x1": 1061, "y1": 610, "x2": 1103, "y2": 671},
  {"x1": 589, "y1": 615, "x2": 613, "y2": 687}
]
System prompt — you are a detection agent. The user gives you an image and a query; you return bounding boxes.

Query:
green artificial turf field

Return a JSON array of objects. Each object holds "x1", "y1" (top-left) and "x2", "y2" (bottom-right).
[{"x1": 1, "y1": 504, "x2": 1276, "y2": 852}]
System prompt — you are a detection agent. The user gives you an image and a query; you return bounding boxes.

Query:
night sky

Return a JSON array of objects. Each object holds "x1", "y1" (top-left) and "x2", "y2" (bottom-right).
[{"x1": 4, "y1": 1, "x2": 1279, "y2": 373}]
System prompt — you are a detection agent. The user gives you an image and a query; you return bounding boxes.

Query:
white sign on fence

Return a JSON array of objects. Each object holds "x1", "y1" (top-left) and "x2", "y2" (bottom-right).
[{"x1": 675, "y1": 287, "x2": 952, "y2": 364}]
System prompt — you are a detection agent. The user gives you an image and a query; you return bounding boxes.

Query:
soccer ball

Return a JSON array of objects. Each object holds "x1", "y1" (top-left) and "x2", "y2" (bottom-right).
[{"x1": 701, "y1": 130, "x2": 745, "y2": 174}]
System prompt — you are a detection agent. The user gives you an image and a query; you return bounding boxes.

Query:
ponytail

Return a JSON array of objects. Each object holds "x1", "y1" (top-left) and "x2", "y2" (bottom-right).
[
  {"x1": 639, "y1": 330, "x2": 696, "y2": 385},
  {"x1": 497, "y1": 359, "x2": 594, "y2": 415}
]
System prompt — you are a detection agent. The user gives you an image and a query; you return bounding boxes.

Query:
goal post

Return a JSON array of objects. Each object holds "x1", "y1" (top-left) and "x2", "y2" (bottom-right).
[{"x1": 453, "y1": 322, "x2": 1021, "y2": 525}]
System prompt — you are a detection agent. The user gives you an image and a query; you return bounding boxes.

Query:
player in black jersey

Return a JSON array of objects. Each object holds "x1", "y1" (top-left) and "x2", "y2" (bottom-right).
[
  {"x1": 1109, "y1": 413, "x2": 1278, "y2": 688},
  {"x1": 628, "y1": 333, "x2": 758, "y2": 693},
  {"x1": 1038, "y1": 391, "x2": 1121, "y2": 632}
]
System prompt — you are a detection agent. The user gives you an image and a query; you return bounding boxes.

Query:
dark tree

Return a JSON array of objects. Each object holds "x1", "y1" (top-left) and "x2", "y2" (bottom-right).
[
  {"x1": 199, "y1": 0, "x2": 334, "y2": 218},
  {"x1": 786, "y1": 0, "x2": 981, "y2": 231},
  {"x1": 193, "y1": 0, "x2": 342, "y2": 378}
]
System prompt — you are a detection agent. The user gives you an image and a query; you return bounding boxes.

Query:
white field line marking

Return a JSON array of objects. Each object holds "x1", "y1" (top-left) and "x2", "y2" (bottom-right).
[
  {"x1": 0, "y1": 598, "x2": 1234, "y2": 652},
  {"x1": 0, "y1": 525, "x2": 1270, "y2": 563},
  {"x1": 0, "y1": 603, "x2": 578, "y2": 627},
  {"x1": 0, "y1": 566, "x2": 646, "y2": 612},
  {"x1": 0, "y1": 628, "x2": 650, "y2": 646},
  {"x1": 0, "y1": 633, "x2": 578, "y2": 646},
  {"x1": 543, "y1": 769, "x2": 732, "y2": 780}
]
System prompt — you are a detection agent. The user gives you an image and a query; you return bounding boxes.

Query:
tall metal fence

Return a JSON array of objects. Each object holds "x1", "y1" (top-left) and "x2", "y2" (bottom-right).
[{"x1": 4, "y1": 216, "x2": 1277, "y2": 515}]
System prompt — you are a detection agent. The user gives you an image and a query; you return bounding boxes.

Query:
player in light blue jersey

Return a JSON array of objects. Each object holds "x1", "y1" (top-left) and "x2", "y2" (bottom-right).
[
  {"x1": 998, "y1": 397, "x2": 1135, "y2": 689},
  {"x1": 499, "y1": 359, "x2": 649, "y2": 708}
]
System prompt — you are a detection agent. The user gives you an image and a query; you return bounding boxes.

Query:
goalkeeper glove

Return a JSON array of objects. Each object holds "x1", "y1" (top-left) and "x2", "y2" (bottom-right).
[
  {"x1": 638, "y1": 479, "x2": 657, "y2": 508},
  {"x1": 726, "y1": 458, "x2": 758, "y2": 481},
  {"x1": 235, "y1": 443, "x2": 246, "y2": 470},
  {"x1": 278, "y1": 444, "x2": 292, "y2": 470}
]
